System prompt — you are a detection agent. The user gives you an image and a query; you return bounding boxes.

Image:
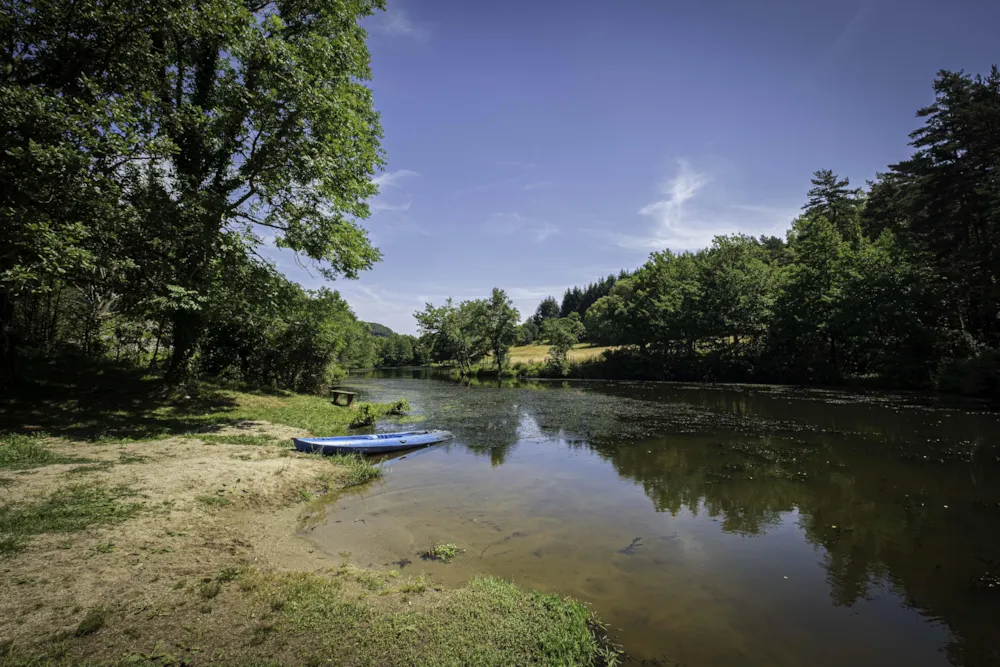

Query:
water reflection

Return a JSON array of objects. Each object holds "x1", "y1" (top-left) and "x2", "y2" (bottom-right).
[{"x1": 329, "y1": 374, "x2": 1000, "y2": 666}]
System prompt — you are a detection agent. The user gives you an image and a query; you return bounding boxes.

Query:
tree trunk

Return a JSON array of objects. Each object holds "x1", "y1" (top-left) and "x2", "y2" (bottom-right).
[
  {"x1": 0, "y1": 290, "x2": 16, "y2": 391},
  {"x1": 165, "y1": 311, "x2": 201, "y2": 386},
  {"x1": 149, "y1": 322, "x2": 163, "y2": 370}
]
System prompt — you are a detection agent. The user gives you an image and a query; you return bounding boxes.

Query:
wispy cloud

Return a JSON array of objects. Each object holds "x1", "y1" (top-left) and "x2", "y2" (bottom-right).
[
  {"x1": 484, "y1": 212, "x2": 560, "y2": 242},
  {"x1": 370, "y1": 169, "x2": 418, "y2": 216},
  {"x1": 606, "y1": 159, "x2": 797, "y2": 251},
  {"x1": 370, "y1": 200, "x2": 411, "y2": 213},
  {"x1": 522, "y1": 181, "x2": 549, "y2": 191},
  {"x1": 367, "y1": 6, "x2": 430, "y2": 42},
  {"x1": 373, "y1": 169, "x2": 419, "y2": 189}
]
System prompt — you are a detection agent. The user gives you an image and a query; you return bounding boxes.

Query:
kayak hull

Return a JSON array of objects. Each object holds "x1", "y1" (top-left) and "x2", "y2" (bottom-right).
[{"x1": 292, "y1": 430, "x2": 453, "y2": 455}]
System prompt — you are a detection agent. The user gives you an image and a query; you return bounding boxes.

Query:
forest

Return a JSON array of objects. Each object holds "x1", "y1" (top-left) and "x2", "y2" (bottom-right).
[
  {"x1": 0, "y1": 0, "x2": 418, "y2": 393},
  {"x1": 2, "y1": 0, "x2": 997, "y2": 398},
  {"x1": 420, "y1": 68, "x2": 1000, "y2": 396}
]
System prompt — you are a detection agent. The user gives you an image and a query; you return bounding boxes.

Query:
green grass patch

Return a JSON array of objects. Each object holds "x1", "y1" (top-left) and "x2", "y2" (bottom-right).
[
  {"x1": 422, "y1": 542, "x2": 460, "y2": 563},
  {"x1": 0, "y1": 434, "x2": 86, "y2": 470},
  {"x1": 249, "y1": 570, "x2": 616, "y2": 666},
  {"x1": 325, "y1": 453, "x2": 383, "y2": 489},
  {"x1": 195, "y1": 495, "x2": 231, "y2": 508},
  {"x1": 0, "y1": 484, "x2": 144, "y2": 557}
]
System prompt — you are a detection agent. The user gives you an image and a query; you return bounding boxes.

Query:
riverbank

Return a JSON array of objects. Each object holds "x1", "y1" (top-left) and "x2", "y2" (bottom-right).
[
  {"x1": 0, "y1": 368, "x2": 618, "y2": 666},
  {"x1": 434, "y1": 343, "x2": 999, "y2": 400}
]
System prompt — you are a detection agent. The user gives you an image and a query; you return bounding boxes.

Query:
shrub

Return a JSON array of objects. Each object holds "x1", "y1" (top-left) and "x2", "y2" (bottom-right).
[
  {"x1": 387, "y1": 398, "x2": 411, "y2": 416},
  {"x1": 349, "y1": 403, "x2": 379, "y2": 429}
]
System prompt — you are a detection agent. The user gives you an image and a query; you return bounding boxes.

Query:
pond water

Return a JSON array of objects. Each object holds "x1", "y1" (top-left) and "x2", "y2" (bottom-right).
[{"x1": 305, "y1": 371, "x2": 1000, "y2": 667}]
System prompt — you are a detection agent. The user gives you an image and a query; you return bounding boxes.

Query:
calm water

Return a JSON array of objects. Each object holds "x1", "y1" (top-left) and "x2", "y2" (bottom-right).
[{"x1": 306, "y1": 371, "x2": 1000, "y2": 667}]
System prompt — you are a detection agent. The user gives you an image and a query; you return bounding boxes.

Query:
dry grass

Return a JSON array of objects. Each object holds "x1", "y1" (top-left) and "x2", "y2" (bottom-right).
[
  {"x1": 0, "y1": 380, "x2": 616, "y2": 666},
  {"x1": 508, "y1": 344, "x2": 616, "y2": 364}
]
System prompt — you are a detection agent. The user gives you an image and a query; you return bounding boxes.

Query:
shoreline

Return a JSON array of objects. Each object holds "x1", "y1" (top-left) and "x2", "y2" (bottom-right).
[{"x1": 0, "y1": 386, "x2": 619, "y2": 666}]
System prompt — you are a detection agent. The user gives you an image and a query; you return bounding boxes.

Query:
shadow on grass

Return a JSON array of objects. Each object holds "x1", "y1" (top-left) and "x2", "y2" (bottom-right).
[{"x1": 0, "y1": 358, "x2": 242, "y2": 443}]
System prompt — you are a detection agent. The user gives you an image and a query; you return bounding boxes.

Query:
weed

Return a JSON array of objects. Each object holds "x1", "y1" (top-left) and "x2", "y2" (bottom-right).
[
  {"x1": 93, "y1": 541, "x2": 116, "y2": 554},
  {"x1": 0, "y1": 433, "x2": 85, "y2": 470},
  {"x1": 0, "y1": 484, "x2": 143, "y2": 556},
  {"x1": 326, "y1": 453, "x2": 382, "y2": 488},
  {"x1": 297, "y1": 489, "x2": 313, "y2": 503},
  {"x1": 422, "y1": 543, "x2": 460, "y2": 563},
  {"x1": 217, "y1": 567, "x2": 241, "y2": 583},
  {"x1": 74, "y1": 607, "x2": 106, "y2": 636},
  {"x1": 196, "y1": 494, "x2": 231, "y2": 508},
  {"x1": 199, "y1": 581, "x2": 222, "y2": 600},
  {"x1": 173, "y1": 580, "x2": 186, "y2": 590},
  {"x1": 349, "y1": 403, "x2": 379, "y2": 429},
  {"x1": 117, "y1": 449, "x2": 150, "y2": 464},
  {"x1": 64, "y1": 461, "x2": 115, "y2": 475},
  {"x1": 387, "y1": 399, "x2": 411, "y2": 416},
  {"x1": 397, "y1": 575, "x2": 428, "y2": 594}
]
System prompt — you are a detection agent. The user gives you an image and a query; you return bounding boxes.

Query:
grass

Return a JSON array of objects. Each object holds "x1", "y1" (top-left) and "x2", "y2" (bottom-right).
[
  {"x1": 507, "y1": 343, "x2": 616, "y2": 365},
  {"x1": 189, "y1": 434, "x2": 279, "y2": 446},
  {"x1": 422, "y1": 542, "x2": 460, "y2": 563},
  {"x1": 74, "y1": 607, "x2": 107, "y2": 637},
  {"x1": 0, "y1": 359, "x2": 403, "y2": 443},
  {"x1": 0, "y1": 434, "x2": 87, "y2": 470},
  {"x1": 196, "y1": 494, "x2": 232, "y2": 508},
  {"x1": 0, "y1": 483, "x2": 144, "y2": 556},
  {"x1": 239, "y1": 569, "x2": 615, "y2": 666},
  {"x1": 325, "y1": 453, "x2": 383, "y2": 488}
]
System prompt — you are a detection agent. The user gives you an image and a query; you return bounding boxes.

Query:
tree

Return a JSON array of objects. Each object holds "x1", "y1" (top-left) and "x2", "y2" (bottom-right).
[
  {"x1": 0, "y1": 0, "x2": 168, "y2": 387},
  {"x1": 542, "y1": 314, "x2": 586, "y2": 376},
  {"x1": 480, "y1": 288, "x2": 520, "y2": 373},
  {"x1": 696, "y1": 235, "x2": 779, "y2": 355},
  {"x1": 519, "y1": 320, "x2": 539, "y2": 345},
  {"x1": 881, "y1": 67, "x2": 1000, "y2": 347},
  {"x1": 414, "y1": 298, "x2": 488, "y2": 373},
  {"x1": 560, "y1": 287, "x2": 583, "y2": 318},
  {"x1": 771, "y1": 214, "x2": 851, "y2": 380},
  {"x1": 804, "y1": 169, "x2": 863, "y2": 244},
  {"x1": 532, "y1": 297, "x2": 560, "y2": 328}
]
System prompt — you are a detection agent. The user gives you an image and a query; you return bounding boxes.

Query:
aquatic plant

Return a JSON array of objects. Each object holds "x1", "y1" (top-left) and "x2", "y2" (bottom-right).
[
  {"x1": 423, "y1": 542, "x2": 460, "y2": 562},
  {"x1": 387, "y1": 398, "x2": 411, "y2": 416},
  {"x1": 349, "y1": 403, "x2": 379, "y2": 429}
]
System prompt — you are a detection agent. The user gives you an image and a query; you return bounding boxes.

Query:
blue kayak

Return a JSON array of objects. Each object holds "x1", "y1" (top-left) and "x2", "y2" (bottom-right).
[{"x1": 292, "y1": 430, "x2": 453, "y2": 455}]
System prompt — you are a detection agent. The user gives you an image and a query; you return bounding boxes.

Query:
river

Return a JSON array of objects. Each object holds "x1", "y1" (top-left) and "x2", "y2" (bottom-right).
[{"x1": 305, "y1": 370, "x2": 1000, "y2": 667}]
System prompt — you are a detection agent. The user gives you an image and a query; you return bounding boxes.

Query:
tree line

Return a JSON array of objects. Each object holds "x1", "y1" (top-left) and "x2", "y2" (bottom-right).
[
  {"x1": 422, "y1": 68, "x2": 1000, "y2": 395},
  {"x1": 1, "y1": 0, "x2": 396, "y2": 393}
]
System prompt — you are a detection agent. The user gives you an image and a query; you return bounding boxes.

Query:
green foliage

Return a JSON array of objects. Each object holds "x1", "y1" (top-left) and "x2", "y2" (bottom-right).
[
  {"x1": 532, "y1": 296, "x2": 561, "y2": 328},
  {"x1": 387, "y1": 399, "x2": 411, "y2": 416},
  {"x1": 543, "y1": 315, "x2": 587, "y2": 376},
  {"x1": 349, "y1": 403, "x2": 380, "y2": 429},
  {"x1": 2, "y1": 0, "x2": 388, "y2": 389},
  {"x1": 423, "y1": 543, "x2": 460, "y2": 562},
  {"x1": 325, "y1": 454, "x2": 383, "y2": 488},
  {"x1": 481, "y1": 288, "x2": 521, "y2": 373},
  {"x1": 0, "y1": 433, "x2": 81, "y2": 470}
]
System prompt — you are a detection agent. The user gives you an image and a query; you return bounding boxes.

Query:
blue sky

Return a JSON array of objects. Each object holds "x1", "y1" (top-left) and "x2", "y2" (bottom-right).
[{"x1": 264, "y1": 0, "x2": 999, "y2": 334}]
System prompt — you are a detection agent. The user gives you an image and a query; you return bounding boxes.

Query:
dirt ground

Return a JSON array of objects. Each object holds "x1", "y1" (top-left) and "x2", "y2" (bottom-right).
[{"x1": 0, "y1": 423, "x2": 353, "y2": 659}]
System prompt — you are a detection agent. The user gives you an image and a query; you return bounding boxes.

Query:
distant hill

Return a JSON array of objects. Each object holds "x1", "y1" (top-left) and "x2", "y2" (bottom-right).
[{"x1": 366, "y1": 322, "x2": 395, "y2": 338}]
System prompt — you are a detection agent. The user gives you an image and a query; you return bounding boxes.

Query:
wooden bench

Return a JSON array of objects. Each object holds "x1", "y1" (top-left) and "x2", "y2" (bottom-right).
[{"x1": 331, "y1": 390, "x2": 358, "y2": 407}]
